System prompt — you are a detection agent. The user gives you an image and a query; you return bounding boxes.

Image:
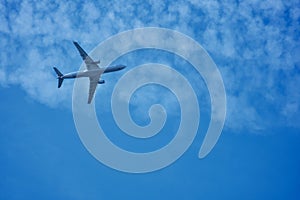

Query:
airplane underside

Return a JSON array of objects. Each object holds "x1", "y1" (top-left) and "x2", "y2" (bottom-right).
[{"x1": 53, "y1": 41, "x2": 126, "y2": 103}]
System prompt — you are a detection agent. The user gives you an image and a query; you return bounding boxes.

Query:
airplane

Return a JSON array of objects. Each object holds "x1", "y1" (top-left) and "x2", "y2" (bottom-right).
[{"x1": 53, "y1": 41, "x2": 126, "y2": 104}]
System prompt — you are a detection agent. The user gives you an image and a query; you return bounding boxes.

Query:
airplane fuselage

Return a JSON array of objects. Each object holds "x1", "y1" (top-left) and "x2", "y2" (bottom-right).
[
  {"x1": 62, "y1": 65, "x2": 126, "y2": 79},
  {"x1": 54, "y1": 41, "x2": 126, "y2": 103}
]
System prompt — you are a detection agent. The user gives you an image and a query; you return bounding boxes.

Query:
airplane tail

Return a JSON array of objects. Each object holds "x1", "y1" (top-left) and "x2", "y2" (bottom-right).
[{"x1": 53, "y1": 67, "x2": 64, "y2": 88}]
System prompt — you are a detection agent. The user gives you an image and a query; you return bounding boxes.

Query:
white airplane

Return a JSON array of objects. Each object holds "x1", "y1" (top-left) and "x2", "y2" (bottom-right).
[{"x1": 53, "y1": 41, "x2": 126, "y2": 104}]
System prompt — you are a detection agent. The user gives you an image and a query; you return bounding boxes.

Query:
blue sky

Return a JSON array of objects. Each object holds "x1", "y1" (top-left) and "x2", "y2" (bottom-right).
[{"x1": 1, "y1": 0, "x2": 300, "y2": 199}]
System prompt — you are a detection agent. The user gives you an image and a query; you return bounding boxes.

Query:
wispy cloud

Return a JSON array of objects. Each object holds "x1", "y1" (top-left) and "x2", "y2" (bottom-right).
[{"x1": 0, "y1": 0, "x2": 299, "y2": 132}]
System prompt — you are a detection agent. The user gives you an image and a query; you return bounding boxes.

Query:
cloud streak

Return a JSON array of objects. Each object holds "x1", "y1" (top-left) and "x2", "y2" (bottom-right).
[{"x1": 0, "y1": 0, "x2": 299, "y2": 132}]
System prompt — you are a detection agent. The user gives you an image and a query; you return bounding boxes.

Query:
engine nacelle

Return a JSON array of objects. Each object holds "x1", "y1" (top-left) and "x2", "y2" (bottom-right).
[
  {"x1": 87, "y1": 60, "x2": 100, "y2": 64},
  {"x1": 98, "y1": 80, "x2": 105, "y2": 84},
  {"x1": 92, "y1": 60, "x2": 100, "y2": 64}
]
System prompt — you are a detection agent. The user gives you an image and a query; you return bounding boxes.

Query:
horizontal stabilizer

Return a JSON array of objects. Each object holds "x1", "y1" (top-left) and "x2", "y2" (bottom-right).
[
  {"x1": 53, "y1": 67, "x2": 63, "y2": 77},
  {"x1": 58, "y1": 78, "x2": 64, "y2": 88},
  {"x1": 53, "y1": 67, "x2": 64, "y2": 88}
]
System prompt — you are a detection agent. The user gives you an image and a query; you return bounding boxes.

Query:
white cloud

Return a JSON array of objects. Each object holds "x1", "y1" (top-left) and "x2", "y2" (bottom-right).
[
  {"x1": 0, "y1": 0, "x2": 299, "y2": 132},
  {"x1": 0, "y1": 3, "x2": 9, "y2": 33},
  {"x1": 0, "y1": 68, "x2": 7, "y2": 86}
]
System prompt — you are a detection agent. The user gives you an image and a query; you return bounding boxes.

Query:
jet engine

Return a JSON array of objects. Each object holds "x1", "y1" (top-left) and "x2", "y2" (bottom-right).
[
  {"x1": 98, "y1": 80, "x2": 105, "y2": 84},
  {"x1": 92, "y1": 60, "x2": 100, "y2": 64}
]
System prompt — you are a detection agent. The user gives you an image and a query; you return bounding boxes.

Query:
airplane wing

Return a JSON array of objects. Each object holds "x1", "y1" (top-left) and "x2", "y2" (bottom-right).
[
  {"x1": 88, "y1": 75, "x2": 101, "y2": 104},
  {"x1": 73, "y1": 41, "x2": 99, "y2": 70}
]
